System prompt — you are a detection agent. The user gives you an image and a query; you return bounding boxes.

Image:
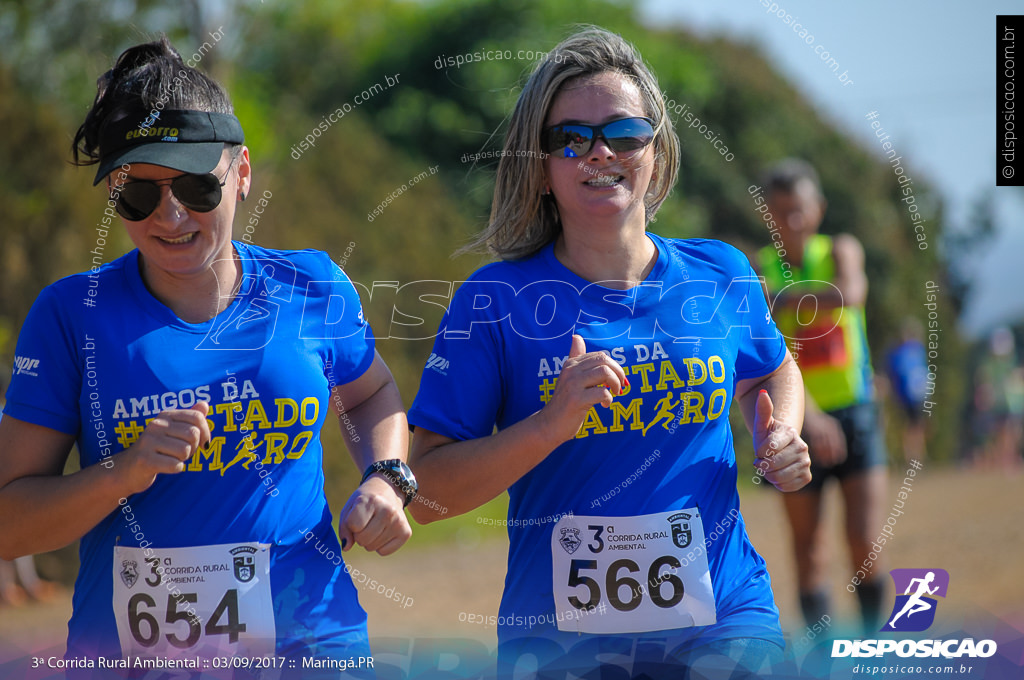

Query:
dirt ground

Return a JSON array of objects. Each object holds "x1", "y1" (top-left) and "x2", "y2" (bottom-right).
[{"x1": 2, "y1": 466, "x2": 1022, "y2": 667}]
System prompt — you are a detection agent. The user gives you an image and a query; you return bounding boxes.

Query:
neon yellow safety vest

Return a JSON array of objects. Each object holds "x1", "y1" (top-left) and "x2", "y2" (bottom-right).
[{"x1": 758, "y1": 235, "x2": 873, "y2": 412}]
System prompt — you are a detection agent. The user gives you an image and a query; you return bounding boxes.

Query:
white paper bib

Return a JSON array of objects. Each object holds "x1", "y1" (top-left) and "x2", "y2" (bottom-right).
[
  {"x1": 551, "y1": 509, "x2": 717, "y2": 634},
  {"x1": 112, "y1": 542, "x2": 275, "y2": 658}
]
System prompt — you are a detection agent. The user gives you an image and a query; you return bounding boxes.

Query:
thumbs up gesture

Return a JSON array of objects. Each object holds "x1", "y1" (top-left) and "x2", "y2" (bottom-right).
[
  {"x1": 754, "y1": 389, "x2": 777, "y2": 443},
  {"x1": 568, "y1": 333, "x2": 587, "y2": 360},
  {"x1": 536, "y1": 334, "x2": 629, "y2": 446},
  {"x1": 753, "y1": 389, "x2": 811, "y2": 492}
]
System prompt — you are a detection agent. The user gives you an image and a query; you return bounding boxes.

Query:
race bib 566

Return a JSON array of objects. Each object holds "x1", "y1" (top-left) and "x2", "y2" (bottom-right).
[{"x1": 551, "y1": 509, "x2": 716, "y2": 634}]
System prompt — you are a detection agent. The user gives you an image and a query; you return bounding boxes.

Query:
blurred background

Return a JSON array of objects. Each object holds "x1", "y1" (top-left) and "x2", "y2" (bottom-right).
[{"x1": 0, "y1": 0, "x2": 1021, "y2": 675}]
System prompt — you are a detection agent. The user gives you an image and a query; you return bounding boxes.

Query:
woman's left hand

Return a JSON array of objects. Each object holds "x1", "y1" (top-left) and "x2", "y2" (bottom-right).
[
  {"x1": 337, "y1": 475, "x2": 412, "y2": 556},
  {"x1": 753, "y1": 390, "x2": 812, "y2": 492}
]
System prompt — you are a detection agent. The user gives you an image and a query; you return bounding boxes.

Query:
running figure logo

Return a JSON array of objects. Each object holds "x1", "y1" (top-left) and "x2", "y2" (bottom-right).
[
  {"x1": 195, "y1": 259, "x2": 296, "y2": 351},
  {"x1": 882, "y1": 568, "x2": 950, "y2": 632}
]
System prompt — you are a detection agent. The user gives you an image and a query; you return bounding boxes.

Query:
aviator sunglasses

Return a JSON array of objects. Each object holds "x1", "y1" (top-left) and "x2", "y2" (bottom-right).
[
  {"x1": 541, "y1": 116, "x2": 656, "y2": 159},
  {"x1": 112, "y1": 166, "x2": 232, "y2": 221}
]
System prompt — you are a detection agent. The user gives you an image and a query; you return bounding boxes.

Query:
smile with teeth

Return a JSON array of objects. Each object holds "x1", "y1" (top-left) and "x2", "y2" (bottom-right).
[
  {"x1": 585, "y1": 174, "x2": 624, "y2": 187},
  {"x1": 158, "y1": 232, "x2": 196, "y2": 244}
]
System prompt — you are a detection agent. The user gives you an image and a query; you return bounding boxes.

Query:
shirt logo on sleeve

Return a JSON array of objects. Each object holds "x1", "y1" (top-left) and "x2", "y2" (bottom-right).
[
  {"x1": 426, "y1": 352, "x2": 450, "y2": 376},
  {"x1": 13, "y1": 355, "x2": 40, "y2": 376}
]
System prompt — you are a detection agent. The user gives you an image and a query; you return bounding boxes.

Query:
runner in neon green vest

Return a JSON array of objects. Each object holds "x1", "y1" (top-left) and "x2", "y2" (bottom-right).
[
  {"x1": 755, "y1": 159, "x2": 889, "y2": 635},
  {"x1": 758, "y1": 235, "x2": 873, "y2": 411}
]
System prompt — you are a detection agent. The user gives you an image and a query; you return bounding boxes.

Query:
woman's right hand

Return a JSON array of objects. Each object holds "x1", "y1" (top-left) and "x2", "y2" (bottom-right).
[
  {"x1": 116, "y1": 401, "x2": 212, "y2": 496},
  {"x1": 536, "y1": 334, "x2": 628, "y2": 445}
]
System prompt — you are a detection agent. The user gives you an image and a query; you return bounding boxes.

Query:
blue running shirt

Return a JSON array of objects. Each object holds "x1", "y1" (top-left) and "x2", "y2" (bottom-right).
[
  {"x1": 409, "y1": 234, "x2": 788, "y2": 667},
  {"x1": 887, "y1": 340, "x2": 929, "y2": 408}
]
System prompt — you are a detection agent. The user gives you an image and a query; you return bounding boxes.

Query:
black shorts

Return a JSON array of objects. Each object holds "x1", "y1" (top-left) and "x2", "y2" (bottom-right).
[{"x1": 800, "y1": 401, "x2": 888, "y2": 493}]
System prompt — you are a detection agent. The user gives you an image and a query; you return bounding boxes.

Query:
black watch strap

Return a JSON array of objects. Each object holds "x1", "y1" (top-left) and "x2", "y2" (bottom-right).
[{"x1": 360, "y1": 459, "x2": 418, "y2": 508}]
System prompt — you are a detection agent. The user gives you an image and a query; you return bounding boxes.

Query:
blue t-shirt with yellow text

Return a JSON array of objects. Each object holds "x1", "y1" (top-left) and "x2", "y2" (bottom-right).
[{"x1": 409, "y1": 234, "x2": 787, "y2": 667}]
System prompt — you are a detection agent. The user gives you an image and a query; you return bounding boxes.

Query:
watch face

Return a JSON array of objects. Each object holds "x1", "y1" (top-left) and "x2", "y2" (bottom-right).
[
  {"x1": 363, "y1": 460, "x2": 418, "y2": 508},
  {"x1": 395, "y1": 461, "x2": 418, "y2": 491}
]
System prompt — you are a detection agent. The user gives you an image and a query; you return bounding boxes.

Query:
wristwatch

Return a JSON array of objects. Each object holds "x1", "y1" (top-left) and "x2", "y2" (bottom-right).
[{"x1": 361, "y1": 459, "x2": 418, "y2": 508}]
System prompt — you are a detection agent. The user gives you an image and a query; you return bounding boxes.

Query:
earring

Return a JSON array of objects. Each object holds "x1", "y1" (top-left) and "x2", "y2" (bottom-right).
[
  {"x1": 239, "y1": 192, "x2": 247, "y2": 202},
  {"x1": 542, "y1": 186, "x2": 552, "y2": 196}
]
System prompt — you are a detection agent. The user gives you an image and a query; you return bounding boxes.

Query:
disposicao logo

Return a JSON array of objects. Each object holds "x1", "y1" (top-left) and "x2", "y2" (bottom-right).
[
  {"x1": 883, "y1": 567, "x2": 949, "y2": 632},
  {"x1": 832, "y1": 567, "x2": 997, "y2": 659}
]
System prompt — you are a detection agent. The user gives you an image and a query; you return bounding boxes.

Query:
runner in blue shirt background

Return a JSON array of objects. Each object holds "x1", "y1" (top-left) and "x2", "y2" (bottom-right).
[
  {"x1": 885, "y1": 317, "x2": 930, "y2": 463},
  {"x1": 0, "y1": 37, "x2": 415, "y2": 678},
  {"x1": 408, "y1": 27, "x2": 812, "y2": 678}
]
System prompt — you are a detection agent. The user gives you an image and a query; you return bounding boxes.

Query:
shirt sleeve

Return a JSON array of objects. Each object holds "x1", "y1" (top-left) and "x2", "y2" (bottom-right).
[
  {"x1": 312, "y1": 253, "x2": 376, "y2": 387},
  {"x1": 4, "y1": 284, "x2": 83, "y2": 435},
  {"x1": 727, "y1": 247, "x2": 788, "y2": 381},
  {"x1": 408, "y1": 276, "x2": 507, "y2": 442}
]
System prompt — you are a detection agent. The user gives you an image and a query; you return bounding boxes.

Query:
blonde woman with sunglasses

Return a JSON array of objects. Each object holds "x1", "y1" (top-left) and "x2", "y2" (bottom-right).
[{"x1": 409, "y1": 27, "x2": 810, "y2": 677}]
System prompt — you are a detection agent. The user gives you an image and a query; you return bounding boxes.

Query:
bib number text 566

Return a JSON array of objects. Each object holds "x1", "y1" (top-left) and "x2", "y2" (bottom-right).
[{"x1": 566, "y1": 556, "x2": 685, "y2": 612}]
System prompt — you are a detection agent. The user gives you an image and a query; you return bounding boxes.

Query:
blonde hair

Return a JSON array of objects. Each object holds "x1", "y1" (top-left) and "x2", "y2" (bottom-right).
[{"x1": 465, "y1": 26, "x2": 680, "y2": 260}]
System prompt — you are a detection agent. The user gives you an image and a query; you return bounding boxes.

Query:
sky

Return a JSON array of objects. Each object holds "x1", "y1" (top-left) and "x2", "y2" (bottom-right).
[{"x1": 639, "y1": 0, "x2": 1024, "y2": 339}]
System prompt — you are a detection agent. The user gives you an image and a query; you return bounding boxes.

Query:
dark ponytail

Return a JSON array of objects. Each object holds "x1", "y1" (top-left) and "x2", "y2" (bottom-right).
[{"x1": 72, "y1": 35, "x2": 234, "y2": 167}]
